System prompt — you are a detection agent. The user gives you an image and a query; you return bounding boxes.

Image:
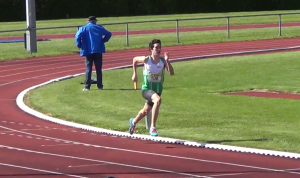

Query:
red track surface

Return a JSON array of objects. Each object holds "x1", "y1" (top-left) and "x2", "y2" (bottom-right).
[
  {"x1": 1, "y1": 22, "x2": 300, "y2": 41},
  {"x1": 0, "y1": 37, "x2": 300, "y2": 177}
]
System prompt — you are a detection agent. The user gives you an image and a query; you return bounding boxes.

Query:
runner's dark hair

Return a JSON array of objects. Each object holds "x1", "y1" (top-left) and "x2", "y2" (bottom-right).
[{"x1": 149, "y1": 39, "x2": 161, "y2": 51}]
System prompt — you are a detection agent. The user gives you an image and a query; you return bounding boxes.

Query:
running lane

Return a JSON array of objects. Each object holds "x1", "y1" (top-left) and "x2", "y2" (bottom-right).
[{"x1": 0, "y1": 38, "x2": 300, "y2": 178}]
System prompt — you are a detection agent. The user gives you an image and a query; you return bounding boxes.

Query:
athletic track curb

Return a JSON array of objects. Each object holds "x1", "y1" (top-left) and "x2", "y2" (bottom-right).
[{"x1": 16, "y1": 46, "x2": 300, "y2": 160}]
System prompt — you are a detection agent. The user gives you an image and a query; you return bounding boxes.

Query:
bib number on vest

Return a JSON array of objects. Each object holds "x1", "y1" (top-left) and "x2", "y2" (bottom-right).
[{"x1": 148, "y1": 73, "x2": 162, "y2": 82}]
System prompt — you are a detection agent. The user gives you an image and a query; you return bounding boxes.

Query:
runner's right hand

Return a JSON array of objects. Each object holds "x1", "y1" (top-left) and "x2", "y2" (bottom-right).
[{"x1": 132, "y1": 74, "x2": 137, "y2": 82}]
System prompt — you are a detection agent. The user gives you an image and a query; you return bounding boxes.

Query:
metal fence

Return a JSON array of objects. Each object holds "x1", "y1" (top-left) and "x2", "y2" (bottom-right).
[{"x1": 1, "y1": 12, "x2": 300, "y2": 47}]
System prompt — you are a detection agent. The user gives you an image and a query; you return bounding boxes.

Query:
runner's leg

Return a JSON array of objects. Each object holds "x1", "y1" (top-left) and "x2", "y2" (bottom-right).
[{"x1": 150, "y1": 93, "x2": 161, "y2": 128}]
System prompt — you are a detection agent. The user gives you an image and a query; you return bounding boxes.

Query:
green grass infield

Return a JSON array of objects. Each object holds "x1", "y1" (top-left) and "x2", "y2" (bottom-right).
[{"x1": 25, "y1": 51, "x2": 300, "y2": 153}]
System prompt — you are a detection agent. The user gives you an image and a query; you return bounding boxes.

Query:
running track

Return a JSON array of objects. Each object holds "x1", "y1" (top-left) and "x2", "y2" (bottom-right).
[{"x1": 0, "y1": 38, "x2": 300, "y2": 177}]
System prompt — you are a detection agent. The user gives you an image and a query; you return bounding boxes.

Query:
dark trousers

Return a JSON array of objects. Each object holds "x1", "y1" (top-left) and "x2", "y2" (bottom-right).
[{"x1": 85, "y1": 53, "x2": 103, "y2": 89}]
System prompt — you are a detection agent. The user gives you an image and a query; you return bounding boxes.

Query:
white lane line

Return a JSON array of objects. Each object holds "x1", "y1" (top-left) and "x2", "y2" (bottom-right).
[
  {"x1": 0, "y1": 145, "x2": 211, "y2": 178},
  {"x1": 208, "y1": 172, "x2": 253, "y2": 177},
  {"x1": 21, "y1": 128, "x2": 52, "y2": 131},
  {"x1": 68, "y1": 164, "x2": 107, "y2": 168},
  {"x1": 0, "y1": 162, "x2": 88, "y2": 178},
  {"x1": 41, "y1": 144, "x2": 74, "y2": 147},
  {"x1": 0, "y1": 125, "x2": 299, "y2": 175}
]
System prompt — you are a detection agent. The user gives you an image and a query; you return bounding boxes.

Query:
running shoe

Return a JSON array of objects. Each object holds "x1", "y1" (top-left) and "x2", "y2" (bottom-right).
[
  {"x1": 149, "y1": 127, "x2": 158, "y2": 136},
  {"x1": 129, "y1": 118, "x2": 136, "y2": 135}
]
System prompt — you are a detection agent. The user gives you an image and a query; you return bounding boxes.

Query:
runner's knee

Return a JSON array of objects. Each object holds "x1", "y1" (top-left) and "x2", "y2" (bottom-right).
[{"x1": 152, "y1": 95, "x2": 161, "y2": 106}]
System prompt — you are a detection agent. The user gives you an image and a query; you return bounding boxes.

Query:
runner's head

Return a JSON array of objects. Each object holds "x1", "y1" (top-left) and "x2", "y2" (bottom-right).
[{"x1": 149, "y1": 39, "x2": 161, "y2": 56}]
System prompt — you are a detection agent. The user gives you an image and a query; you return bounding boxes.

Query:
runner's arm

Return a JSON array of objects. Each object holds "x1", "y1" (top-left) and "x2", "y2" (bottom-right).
[
  {"x1": 132, "y1": 56, "x2": 147, "y2": 82},
  {"x1": 165, "y1": 60, "x2": 174, "y2": 75},
  {"x1": 164, "y1": 53, "x2": 174, "y2": 75}
]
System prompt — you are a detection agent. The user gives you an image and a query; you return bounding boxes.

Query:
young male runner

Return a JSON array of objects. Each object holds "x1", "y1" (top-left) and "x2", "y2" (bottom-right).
[{"x1": 129, "y1": 39, "x2": 174, "y2": 136}]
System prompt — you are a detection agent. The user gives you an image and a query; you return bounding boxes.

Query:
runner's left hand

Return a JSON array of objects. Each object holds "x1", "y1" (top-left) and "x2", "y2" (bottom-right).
[{"x1": 164, "y1": 52, "x2": 169, "y2": 61}]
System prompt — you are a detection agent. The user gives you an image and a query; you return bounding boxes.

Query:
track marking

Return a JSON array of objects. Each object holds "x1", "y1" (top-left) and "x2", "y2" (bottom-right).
[
  {"x1": 0, "y1": 145, "x2": 211, "y2": 178},
  {"x1": 0, "y1": 68, "x2": 84, "y2": 87},
  {"x1": 0, "y1": 63, "x2": 85, "y2": 78},
  {"x1": 208, "y1": 172, "x2": 253, "y2": 177},
  {"x1": 0, "y1": 162, "x2": 88, "y2": 178},
  {"x1": 68, "y1": 164, "x2": 107, "y2": 168},
  {"x1": 0, "y1": 60, "x2": 130, "y2": 87},
  {"x1": 41, "y1": 144, "x2": 75, "y2": 147},
  {"x1": 21, "y1": 128, "x2": 52, "y2": 131},
  {"x1": 0, "y1": 128, "x2": 52, "y2": 133},
  {"x1": 0, "y1": 131, "x2": 14, "y2": 133},
  {"x1": 0, "y1": 126, "x2": 299, "y2": 175}
]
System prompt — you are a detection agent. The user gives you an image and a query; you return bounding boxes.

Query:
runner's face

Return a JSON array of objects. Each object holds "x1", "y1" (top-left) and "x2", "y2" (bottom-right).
[{"x1": 151, "y1": 43, "x2": 161, "y2": 56}]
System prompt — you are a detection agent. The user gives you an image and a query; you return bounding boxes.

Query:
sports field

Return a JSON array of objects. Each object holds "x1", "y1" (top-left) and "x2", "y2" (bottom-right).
[
  {"x1": 2, "y1": 10, "x2": 300, "y2": 153},
  {"x1": 24, "y1": 49, "x2": 300, "y2": 153}
]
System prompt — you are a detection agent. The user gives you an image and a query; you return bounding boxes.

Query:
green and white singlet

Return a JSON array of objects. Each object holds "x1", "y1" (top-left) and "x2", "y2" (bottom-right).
[{"x1": 141, "y1": 55, "x2": 165, "y2": 93}]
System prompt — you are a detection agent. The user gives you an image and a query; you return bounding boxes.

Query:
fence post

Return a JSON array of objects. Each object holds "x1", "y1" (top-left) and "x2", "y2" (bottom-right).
[
  {"x1": 126, "y1": 23, "x2": 129, "y2": 47},
  {"x1": 227, "y1": 17, "x2": 230, "y2": 39},
  {"x1": 278, "y1": 14, "x2": 282, "y2": 36},
  {"x1": 24, "y1": 33, "x2": 27, "y2": 49},
  {"x1": 25, "y1": 0, "x2": 37, "y2": 53},
  {"x1": 176, "y1": 20, "x2": 179, "y2": 43}
]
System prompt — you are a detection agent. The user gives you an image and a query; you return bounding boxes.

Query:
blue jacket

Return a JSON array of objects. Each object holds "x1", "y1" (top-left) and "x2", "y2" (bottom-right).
[{"x1": 75, "y1": 22, "x2": 112, "y2": 56}]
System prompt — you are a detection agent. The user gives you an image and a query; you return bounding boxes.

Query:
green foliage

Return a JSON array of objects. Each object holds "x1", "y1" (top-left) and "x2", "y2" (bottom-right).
[{"x1": 1, "y1": 0, "x2": 300, "y2": 22}]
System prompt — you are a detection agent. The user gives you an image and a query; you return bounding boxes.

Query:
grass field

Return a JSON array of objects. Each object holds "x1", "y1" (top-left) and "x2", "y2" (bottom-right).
[{"x1": 25, "y1": 51, "x2": 300, "y2": 153}]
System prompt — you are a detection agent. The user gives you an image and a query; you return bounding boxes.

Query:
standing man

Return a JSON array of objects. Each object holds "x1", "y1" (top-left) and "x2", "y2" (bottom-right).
[
  {"x1": 129, "y1": 39, "x2": 174, "y2": 136},
  {"x1": 75, "y1": 16, "x2": 112, "y2": 91}
]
